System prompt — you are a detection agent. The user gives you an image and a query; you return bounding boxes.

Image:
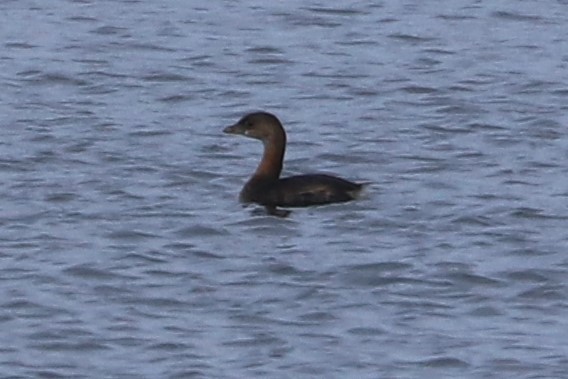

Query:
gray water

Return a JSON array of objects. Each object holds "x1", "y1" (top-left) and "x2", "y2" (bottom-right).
[{"x1": 1, "y1": 1, "x2": 568, "y2": 378}]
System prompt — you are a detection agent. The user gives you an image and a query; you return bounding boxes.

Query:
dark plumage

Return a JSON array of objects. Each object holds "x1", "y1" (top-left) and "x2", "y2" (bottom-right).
[{"x1": 224, "y1": 112, "x2": 364, "y2": 216}]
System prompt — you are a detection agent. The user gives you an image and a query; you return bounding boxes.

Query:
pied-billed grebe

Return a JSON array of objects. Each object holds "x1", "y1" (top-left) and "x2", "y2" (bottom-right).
[{"x1": 224, "y1": 112, "x2": 364, "y2": 216}]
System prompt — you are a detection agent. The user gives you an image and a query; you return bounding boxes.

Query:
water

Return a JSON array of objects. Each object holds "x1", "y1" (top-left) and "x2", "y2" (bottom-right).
[{"x1": 1, "y1": 1, "x2": 568, "y2": 378}]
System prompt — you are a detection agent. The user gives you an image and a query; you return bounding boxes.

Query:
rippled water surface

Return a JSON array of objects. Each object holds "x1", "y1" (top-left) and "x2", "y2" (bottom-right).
[{"x1": 2, "y1": 1, "x2": 568, "y2": 378}]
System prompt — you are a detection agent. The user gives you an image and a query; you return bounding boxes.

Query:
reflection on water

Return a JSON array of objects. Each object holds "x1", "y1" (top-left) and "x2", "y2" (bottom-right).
[{"x1": 1, "y1": 0, "x2": 567, "y2": 378}]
